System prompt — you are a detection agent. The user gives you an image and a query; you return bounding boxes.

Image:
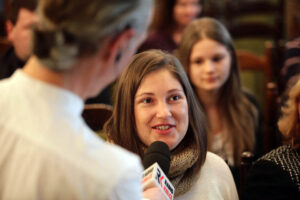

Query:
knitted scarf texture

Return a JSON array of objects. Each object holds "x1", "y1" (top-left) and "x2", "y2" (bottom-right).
[{"x1": 169, "y1": 143, "x2": 200, "y2": 196}]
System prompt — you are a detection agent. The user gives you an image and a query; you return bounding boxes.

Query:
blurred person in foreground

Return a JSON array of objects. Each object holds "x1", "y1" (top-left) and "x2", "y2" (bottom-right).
[
  {"x1": 243, "y1": 78, "x2": 300, "y2": 199},
  {"x1": 105, "y1": 49, "x2": 238, "y2": 199},
  {"x1": 0, "y1": 0, "x2": 37, "y2": 79},
  {"x1": 0, "y1": 0, "x2": 155, "y2": 199}
]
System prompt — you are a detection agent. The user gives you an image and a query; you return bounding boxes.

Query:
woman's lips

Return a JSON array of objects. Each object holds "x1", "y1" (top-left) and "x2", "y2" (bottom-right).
[
  {"x1": 205, "y1": 77, "x2": 217, "y2": 83},
  {"x1": 152, "y1": 124, "x2": 175, "y2": 135}
]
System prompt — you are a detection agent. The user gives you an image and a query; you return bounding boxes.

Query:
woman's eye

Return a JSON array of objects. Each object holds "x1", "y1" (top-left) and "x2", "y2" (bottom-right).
[
  {"x1": 170, "y1": 95, "x2": 181, "y2": 101},
  {"x1": 193, "y1": 58, "x2": 203, "y2": 65},
  {"x1": 212, "y1": 55, "x2": 223, "y2": 62},
  {"x1": 142, "y1": 98, "x2": 152, "y2": 104}
]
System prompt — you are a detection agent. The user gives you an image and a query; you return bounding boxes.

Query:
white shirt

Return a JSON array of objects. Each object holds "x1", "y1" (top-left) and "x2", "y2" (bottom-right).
[
  {"x1": 211, "y1": 133, "x2": 234, "y2": 166},
  {"x1": 176, "y1": 152, "x2": 239, "y2": 200},
  {"x1": 0, "y1": 70, "x2": 143, "y2": 199}
]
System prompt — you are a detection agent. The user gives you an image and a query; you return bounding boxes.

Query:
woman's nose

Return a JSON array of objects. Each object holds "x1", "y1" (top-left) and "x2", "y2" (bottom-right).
[
  {"x1": 156, "y1": 101, "x2": 172, "y2": 118},
  {"x1": 203, "y1": 60, "x2": 215, "y2": 73}
]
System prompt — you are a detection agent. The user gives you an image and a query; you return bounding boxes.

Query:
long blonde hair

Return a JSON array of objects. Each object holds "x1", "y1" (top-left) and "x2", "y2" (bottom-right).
[{"x1": 278, "y1": 79, "x2": 300, "y2": 149}]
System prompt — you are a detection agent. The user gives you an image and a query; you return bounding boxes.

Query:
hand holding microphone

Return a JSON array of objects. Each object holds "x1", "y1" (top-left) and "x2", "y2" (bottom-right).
[{"x1": 142, "y1": 141, "x2": 175, "y2": 200}]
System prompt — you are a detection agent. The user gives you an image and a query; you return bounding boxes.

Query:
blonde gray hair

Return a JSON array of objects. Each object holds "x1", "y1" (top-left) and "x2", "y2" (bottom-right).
[
  {"x1": 33, "y1": 0, "x2": 153, "y2": 71},
  {"x1": 278, "y1": 79, "x2": 300, "y2": 148}
]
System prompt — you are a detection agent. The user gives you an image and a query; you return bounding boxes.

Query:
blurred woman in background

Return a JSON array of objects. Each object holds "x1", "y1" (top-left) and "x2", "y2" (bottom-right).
[
  {"x1": 175, "y1": 17, "x2": 263, "y2": 188},
  {"x1": 138, "y1": 0, "x2": 202, "y2": 53},
  {"x1": 243, "y1": 78, "x2": 300, "y2": 199}
]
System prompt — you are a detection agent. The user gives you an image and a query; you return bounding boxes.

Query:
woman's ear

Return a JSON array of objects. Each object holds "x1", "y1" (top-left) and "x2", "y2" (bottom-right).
[
  {"x1": 5, "y1": 20, "x2": 14, "y2": 41},
  {"x1": 115, "y1": 50, "x2": 122, "y2": 63},
  {"x1": 106, "y1": 28, "x2": 136, "y2": 64}
]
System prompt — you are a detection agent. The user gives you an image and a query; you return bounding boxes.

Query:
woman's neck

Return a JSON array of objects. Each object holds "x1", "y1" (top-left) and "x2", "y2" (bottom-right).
[
  {"x1": 22, "y1": 55, "x2": 105, "y2": 100},
  {"x1": 196, "y1": 89, "x2": 223, "y2": 134},
  {"x1": 172, "y1": 24, "x2": 186, "y2": 44},
  {"x1": 23, "y1": 56, "x2": 64, "y2": 87},
  {"x1": 196, "y1": 89, "x2": 219, "y2": 107},
  {"x1": 206, "y1": 106, "x2": 223, "y2": 135}
]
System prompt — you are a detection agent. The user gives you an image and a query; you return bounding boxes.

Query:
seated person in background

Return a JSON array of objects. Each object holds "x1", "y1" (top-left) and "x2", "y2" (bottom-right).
[
  {"x1": 243, "y1": 78, "x2": 300, "y2": 199},
  {"x1": 0, "y1": 0, "x2": 154, "y2": 199},
  {"x1": 138, "y1": 0, "x2": 202, "y2": 53},
  {"x1": 0, "y1": 0, "x2": 37, "y2": 79},
  {"x1": 0, "y1": 0, "x2": 113, "y2": 105},
  {"x1": 281, "y1": 35, "x2": 300, "y2": 89},
  {"x1": 105, "y1": 49, "x2": 238, "y2": 199},
  {"x1": 280, "y1": 35, "x2": 300, "y2": 104},
  {"x1": 175, "y1": 17, "x2": 263, "y2": 188}
]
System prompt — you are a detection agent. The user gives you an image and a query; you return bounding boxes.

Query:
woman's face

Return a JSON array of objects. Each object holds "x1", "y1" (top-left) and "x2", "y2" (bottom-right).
[
  {"x1": 173, "y1": 0, "x2": 201, "y2": 28},
  {"x1": 134, "y1": 68, "x2": 189, "y2": 150},
  {"x1": 189, "y1": 38, "x2": 231, "y2": 94}
]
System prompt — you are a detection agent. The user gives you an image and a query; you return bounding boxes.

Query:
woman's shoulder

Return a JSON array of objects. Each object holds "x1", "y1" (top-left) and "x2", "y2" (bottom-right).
[
  {"x1": 206, "y1": 151, "x2": 228, "y2": 162},
  {"x1": 204, "y1": 152, "x2": 232, "y2": 172},
  {"x1": 242, "y1": 89, "x2": 260, "y2": 109},
  {"x1": 193, "y1": 152, "x2": 239, "y2": 199},
  {"x1": 137, "y1": 30, "x2": 176, "y2": 53},
  {"x1": 176, "y1": 152, "x2": 238, "y2": 200},
  {"x1": 243, "y1": 145, "x2": 300, "y2": 199},
  {"x1": 257, "y1": 145, "x2": 300, "y2": 164},
  {"x1": 201, "y1": 152, "x2": 237, "y2": 183},
  {"x1": 255, "y1": 145, "x2": 300, "y2": 182},
  {"x1": 242, "y1": 88, "x2": 263, "y2": 126}
]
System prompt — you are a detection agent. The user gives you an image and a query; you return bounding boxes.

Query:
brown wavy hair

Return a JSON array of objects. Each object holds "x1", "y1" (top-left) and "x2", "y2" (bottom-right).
[{"x1": 278, "y1": 79, "x2": 300, "y2": 149}]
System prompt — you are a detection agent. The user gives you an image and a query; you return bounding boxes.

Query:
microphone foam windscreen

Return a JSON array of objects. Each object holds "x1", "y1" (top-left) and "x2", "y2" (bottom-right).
[{"x1": 142, "y1": 141, "x2": 171, "y2": 176}]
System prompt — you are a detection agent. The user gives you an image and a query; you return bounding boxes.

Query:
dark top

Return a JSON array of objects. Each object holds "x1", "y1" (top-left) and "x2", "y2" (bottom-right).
[
  {"x1": 85, "y1": 82, "x2": 115, "y2": 106},
  {"x1": 243, "y1": 145, "x2": 300, "y2": 200},
  {"x1": 0, "y1": 47, "x2": 25, "y2": 80},
  {"x1": 137, "y1": 30, "x2": 177, "y2": 54},
  {"x1": 244, "y1": 90, "x2": 264, "y2": 159}
]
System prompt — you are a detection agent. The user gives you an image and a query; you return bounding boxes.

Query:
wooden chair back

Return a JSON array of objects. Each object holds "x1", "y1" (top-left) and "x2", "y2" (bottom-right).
[
  {"x1": 225, "y1": 0, "x2": 285, "y2": 84},
  {"x1": 82, "y1": 104, "x2": 113, "y2": 132},
  {"x1": 224, "y1": 0, "x2": 284, "y2": 40},
  {"x1": 237, "y1": 41, "x2": 281, "y2": 153},
  {"x1": 239, "y1": 151, "x2": 254, "y2": 200}
]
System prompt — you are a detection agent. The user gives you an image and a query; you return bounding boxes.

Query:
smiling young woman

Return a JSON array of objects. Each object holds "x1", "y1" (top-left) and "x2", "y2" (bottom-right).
[
  {"x1": 134, "y1": 68, "x2": 189, "y2": 150},
  {"x1": 105, "y1": 49, "x2": 238, "y2": 199}
]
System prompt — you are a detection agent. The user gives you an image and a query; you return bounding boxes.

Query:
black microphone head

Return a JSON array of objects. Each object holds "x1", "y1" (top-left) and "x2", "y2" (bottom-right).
[{"x1": 142, "y1": 141, "x2": 171, "y2": 176}]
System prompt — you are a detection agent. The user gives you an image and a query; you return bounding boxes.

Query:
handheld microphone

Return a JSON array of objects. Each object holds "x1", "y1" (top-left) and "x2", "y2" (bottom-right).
[{"x1": 142, "y1": 141, "x2": 175, "y2": 200}]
